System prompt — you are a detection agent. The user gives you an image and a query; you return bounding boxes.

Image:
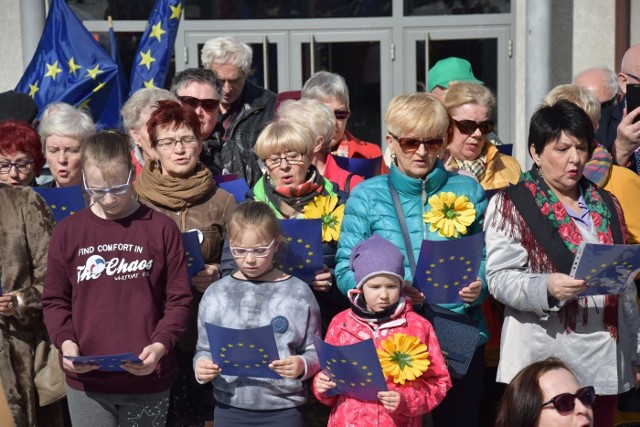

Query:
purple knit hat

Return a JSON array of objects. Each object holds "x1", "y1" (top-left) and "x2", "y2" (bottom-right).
[{"x1": 349, "y1": 235, "x2": 405, "y2": 289}]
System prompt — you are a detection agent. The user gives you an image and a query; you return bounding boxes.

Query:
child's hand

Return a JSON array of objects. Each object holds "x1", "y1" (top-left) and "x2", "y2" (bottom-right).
[
  {"x1": 312, "y1": 266, "x2": 332, "y2": 293},
  {"x1": 193, "y1": 264, "x2": 221, "y2": 293},
  {"x1": 315, "y1": 372, "x2": 337, "y2": 394},
  {"x1": 378, "y1": 390, "x2": 401, "y2": 412},
  {"x1": 404, "y1": 283, "x2": 424, "y2": 305},
  {"x1": 269, "y1": 356, "x2": 304, "y2": 379},
  {"x1": 122, "y1": 342, "x2": 166, "y2": 376},
  {"x1": 459, "y1": 277, "x2": 482, "y2": 303},
  {"x1": 195, "y1": 357, "x2": 221, "y2": 382},
  {"x1": 60, "y1": 340, "x2": 100, "y2": 374}
]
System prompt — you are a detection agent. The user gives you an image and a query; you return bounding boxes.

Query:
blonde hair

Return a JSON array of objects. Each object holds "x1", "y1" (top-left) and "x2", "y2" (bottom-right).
[
  {"x1": 254, "y1": 121, "x2": 316, "y2": 160},
  {"x1": 385, "y1": 92, "x2": 449, "y2": 138},
  {"x1": 541, "y1": 84, "x2": 601, "y2": 125},
  {"x1": 227, "y1": 201, "x2": 282, "y2": 244},
  {"x1": 276, "y1": 99, "x2": 335, "y2": 152},
  {"x1": 443, "y1": 82, "x2": 496, "y2": 113}
]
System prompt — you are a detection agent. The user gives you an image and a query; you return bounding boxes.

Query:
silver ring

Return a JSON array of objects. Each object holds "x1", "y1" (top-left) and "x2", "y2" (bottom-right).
[{"x1": 7, "y1": 302, "x2": 13, "y2": 309}]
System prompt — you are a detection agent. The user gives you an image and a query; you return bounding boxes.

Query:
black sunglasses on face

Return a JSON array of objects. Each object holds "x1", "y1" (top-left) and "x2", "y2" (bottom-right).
[
  {"x1": 334, "y1": 110, "x2": 350, "y2": 120},
  {"x1": 179, "y1": 96, "x2": 220, "y2": 112},
  {"x1": 389, "y1": 132, "x2": 444, "y2": 154},
  {"x1": 453, "y1": 119, "x2": 495, "y2": 135},
  {"x1": 541, "y1": 386, "x2": 596, "y2": 413}
]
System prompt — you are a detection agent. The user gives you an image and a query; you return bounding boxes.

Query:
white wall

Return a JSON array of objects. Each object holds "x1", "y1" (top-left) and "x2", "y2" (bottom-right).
[{"x1": 0, "y1": 0, "x2": 24, "y2": 91}]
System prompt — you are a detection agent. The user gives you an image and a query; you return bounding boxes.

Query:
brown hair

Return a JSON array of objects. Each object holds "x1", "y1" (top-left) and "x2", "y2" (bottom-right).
[
  {"x1": 81, "y1": 130, "x2": 132, "y2": 180},
  {"x1": 227, "y1": 201, "x2": 283, "y2": 244},
  {"x1": 495, "y1": 357, "x2": 573, "y2": 427}
]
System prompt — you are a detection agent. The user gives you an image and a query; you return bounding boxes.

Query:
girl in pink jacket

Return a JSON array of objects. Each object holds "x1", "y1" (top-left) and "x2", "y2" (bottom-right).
[{"x1": 312, "y1": 235, "x2": 451, "y2": 426}]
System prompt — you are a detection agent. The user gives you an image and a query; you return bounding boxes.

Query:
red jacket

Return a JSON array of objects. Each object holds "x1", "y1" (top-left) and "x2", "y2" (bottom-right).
[
  {"x1": 335, "y1": 131, "x2": 389, "y2": 174},
  {"x1": 312, "y1": 300, "x2": 451, "y2": 427},
  {"x1": 323, "y1": 154, "x2": 364, "y2": 192}
]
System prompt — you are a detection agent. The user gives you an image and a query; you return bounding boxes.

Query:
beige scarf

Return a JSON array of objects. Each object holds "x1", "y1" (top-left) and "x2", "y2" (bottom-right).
[{"x1": 134, "y1": 160, "x2": 215, "y2": 211}]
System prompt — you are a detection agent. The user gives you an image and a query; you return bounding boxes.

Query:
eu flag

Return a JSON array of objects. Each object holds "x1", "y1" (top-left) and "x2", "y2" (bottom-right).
[
  {"x1": 129, "y1": 0, "x2": 183, "y2": 96},
  {"x1": 181, "y1": 231, "x2": 205, "y2": 277},
  {"x1": 15, "y1": 0, "x2": 118, "y2": 123},
  {"x1": 313, "y1": 336, "x2": 387, "y2": 401},
  {"x1": 331, "y1": 155, "x2": 383, "y2": 179},
  {"x1": 274, "y1": 219, "x2": 324, "y2": 285},
  {"x1": 33, "y1": 185, "x2": 86, "y2": 224},
  {"x1": 413, "y1": 233, "x2": 484, "y2": 304},
  {"x1": 63, "y1": 353, "x2": 141, "y2": 371},
  {"x1": 205, "y1": 323, "x2": 281, "y2": 379}
]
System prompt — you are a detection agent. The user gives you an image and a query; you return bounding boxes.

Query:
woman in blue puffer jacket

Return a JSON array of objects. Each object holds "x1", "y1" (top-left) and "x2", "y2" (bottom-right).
[{"x1": 335, "y1": 92, "x2": 488, "y2": 427}]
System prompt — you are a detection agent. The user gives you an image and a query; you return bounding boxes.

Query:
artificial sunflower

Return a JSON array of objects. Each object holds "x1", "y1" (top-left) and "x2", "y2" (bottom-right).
[
  {"x1": 301, "y1": 195, "x2": 345, "y2": 242},
  {"x1": 376, "y1": 333, "x2": 430, "y2": 385},
  {"x1": 422, "y1": 192, "x2": 476, "y2": 238}
]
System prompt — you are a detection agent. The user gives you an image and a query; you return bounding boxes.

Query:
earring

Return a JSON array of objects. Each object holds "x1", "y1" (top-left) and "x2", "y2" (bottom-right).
[{"x1": 390, "y1": 153, "x2": 397, "y2": 165}]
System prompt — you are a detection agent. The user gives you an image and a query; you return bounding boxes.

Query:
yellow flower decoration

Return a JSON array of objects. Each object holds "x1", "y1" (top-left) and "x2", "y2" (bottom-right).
[
  {"x1": 301, "y1": 195, "x2": 345, "y2": 242},
  {"x1": 422, "y1": 192, "x2": 476, "y2": 238},
  {"x1": 376, "y1": 333, "x2": 430, "y2": 385}
]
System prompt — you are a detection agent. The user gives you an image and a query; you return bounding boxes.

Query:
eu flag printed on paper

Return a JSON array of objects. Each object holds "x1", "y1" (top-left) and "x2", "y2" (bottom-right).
[
  {"x1": 275, "y1": 219, "x2": 323, "y2": 285},
  {"x1": 495, "y1": 144, "x2": 513, "y2": 156},
  {"x1": 129, "y1": 0, "x2": 183, "y2": 96},
  {"x1": 64, "y1": 352, "x2": 141, "y2": 371},
  {"x1": 15, "y1": 0, "x2": 118, "y2": 123},
  {"x1": 313, "y1": 336, "x2": 387, "y2": 401},
  {"x1": 413, "y1": 233, "x2": 485, "y2": 304},
  {"x1": 33, "y1": 185, "x2": 85, "y2": 224},
  {"x1": 181, "y1": 231, "x2": 205, "y2": 277},
  {"x1": 332, "y1": 155, "x2": 383, "y2": 179},
  {"x1": 205, "y1": 323, "x2": 281, "y2": 379},
  {"x1": 218, "y1": 178, "x2": 249, "y2": 203},
  {"x1": 213, "y1": 174, "x2": 239, "y2": 184},
  {"x1": 570, "y1": 243, "x2": 640, "y2": 297}
]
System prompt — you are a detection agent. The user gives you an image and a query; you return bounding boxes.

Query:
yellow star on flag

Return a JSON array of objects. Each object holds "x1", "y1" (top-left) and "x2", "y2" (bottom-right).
[
  {"x1": 93, "y1": 81, "x2": 106, "y2": 93},
  {"x1": 139, "y1": 49, "x2": 156, "y2": 70},
  {"x1": 77, "y1": 98, "x2": 91, "y2": 110},
  {"x1": 143, "y1": 78, "x2": 156, "y2": 88},
  {"x1": 28, "y1": 81, "x2": 40, "y2": 97},
  {"x1": 170, "y1": 2, "x2": 183, "y2": 19},
  {"x1": 86, "y1": 64, "x2": 103, "y2": 80},
  {"x1": 67, "y1": 57, "x2": 82, "y2": 76},
  {"x1": 44, "y1": 61, "x2": 63, "y2": 81},
  {"x1": 149, "y1": 21, "x2": 166, "y2": 42}
]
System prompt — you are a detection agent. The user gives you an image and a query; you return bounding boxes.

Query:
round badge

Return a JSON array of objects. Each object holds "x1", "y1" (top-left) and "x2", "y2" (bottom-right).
[
  {"x1": 187, "y1": 228, "x2": 204, "y2": 244},
  {"x1": 271, "y1": 316, "x2": 289, "y2": 334}
]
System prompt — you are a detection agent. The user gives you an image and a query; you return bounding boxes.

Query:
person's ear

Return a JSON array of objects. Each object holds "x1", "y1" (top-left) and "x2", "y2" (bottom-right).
[
  {"x1": 386, "y1": 133, "x2": 395, "y2": 157},
  {"x1": 529, "y1": 145, "x2": 541, "y2": 166}
]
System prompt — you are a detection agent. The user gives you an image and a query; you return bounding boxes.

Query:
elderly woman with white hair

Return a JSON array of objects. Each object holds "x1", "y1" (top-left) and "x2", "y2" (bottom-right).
[
  {"x1": 121, "y1": 87, "x2": 178, "y2": 176},
  {"x1": 38, "y1": 102, "x2": 95, "y2": 188},
  {"x1": 302, "y1": 71, "x2": 387, "y2": 173},
  {"x1": 276, "y1": 98, "x2": 363, "y2": 191},
  {"x1": 200, "y1": 35, "x2": 276, "y2": 152}
]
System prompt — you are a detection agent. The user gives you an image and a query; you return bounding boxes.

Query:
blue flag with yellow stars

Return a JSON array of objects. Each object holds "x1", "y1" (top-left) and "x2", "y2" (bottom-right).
[
  {"x1": 274, "y1": 219, "x2": 323, "y2": 285},
  {"x1": 332, "y1": 155, "x2": 383, "y2": 179},
  {"x1": 15, "y1": 0, "x2": 118, "y2": 123},
  {"x1": 217, "y1": 178, "x2": 250, "y2": 203},
  {"x1": 413, "y1": 232, "x2": 484, "y2": 304},
  {"x1": 570, "y1": 242, "x2": 640, "y2": 297},
  {"x1": 33, "y1": 185, "x2": 86, "y2": 224},
  {"x1": 129, "y1": 0, "x2": 183, "y2": 96},
  {"x1": 313, "y1": 336, "x2": 387, "y2": 401},
  {"x1": 181, "y1": 231, "x2": 205, "y2": 277},
  {"x1": 205, "y1": 323, "x2": 281, "y2": 379},
  {"x1": 63, "y1": 352, "x2": 141, "y2": 371}
]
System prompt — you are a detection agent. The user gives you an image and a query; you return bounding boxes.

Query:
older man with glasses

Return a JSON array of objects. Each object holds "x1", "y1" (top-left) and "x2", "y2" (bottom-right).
[
  {"x1": 595, "y1": 44, "x2": 640, "y2": 174},
  {"x1": 170, "y1": 67, "x2": 263, "y2": 186}
]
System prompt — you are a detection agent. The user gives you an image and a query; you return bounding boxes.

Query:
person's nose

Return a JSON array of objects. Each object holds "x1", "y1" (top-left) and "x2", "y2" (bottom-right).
[
  {"x1": 57, "y1": 151, "x2": 68, "y2": 164},
  {"x1": 173, "y1": 141, "x2": 187, "y2": 154},
  {"x1": 415, "y1": 142, "x2": 428, "y2": 156},
  {"x1": 8, "y1": 165, "x2": 20, "y2": 179}
]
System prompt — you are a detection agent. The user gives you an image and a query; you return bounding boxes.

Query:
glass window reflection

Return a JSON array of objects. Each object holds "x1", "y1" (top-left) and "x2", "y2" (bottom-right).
[{"x1": 405, "y1": 0, "x2": 510, "y2": 16}]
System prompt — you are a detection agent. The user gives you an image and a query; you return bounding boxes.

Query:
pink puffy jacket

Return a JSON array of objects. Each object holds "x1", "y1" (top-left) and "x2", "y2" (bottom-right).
[{"x1": 312, "y1": 302, "x2": 451, "y2": 427}]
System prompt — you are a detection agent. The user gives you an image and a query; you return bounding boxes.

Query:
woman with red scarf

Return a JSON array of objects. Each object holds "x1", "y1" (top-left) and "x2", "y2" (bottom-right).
[{"x1": 485, "y1": 100, "x2": 640, "y2": 427}]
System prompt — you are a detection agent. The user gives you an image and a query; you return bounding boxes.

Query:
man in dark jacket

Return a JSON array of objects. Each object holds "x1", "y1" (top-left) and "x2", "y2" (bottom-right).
[{"x1": 200, "y1": 36, "x2": 277, "y2": 186}]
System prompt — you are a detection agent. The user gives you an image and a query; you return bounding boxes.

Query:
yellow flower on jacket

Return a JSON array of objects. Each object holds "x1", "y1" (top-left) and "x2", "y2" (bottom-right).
[
  {"x1": 422, "y1": 192, "x2": 476, "y2": 238},
  {"x1": 301, "y1": 195, "x2": 345, "y2": 242},
  {"x1": 376, "y1": 333, "x2": 430, "y2": 385}
]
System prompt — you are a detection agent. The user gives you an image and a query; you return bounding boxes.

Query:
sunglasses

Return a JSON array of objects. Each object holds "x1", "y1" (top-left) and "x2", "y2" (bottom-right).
[
  {"x1": 541, "y1": 386, "x2": 596, "y2": 413},
  {"x1": 179, "y1": 96, "x2": 220, "y2": 112},
  {"x1": 453, "y1": 119, "x2": 495, "y2": 135},
  {"x1": 334, "y1": 110, "x2": 350, "y2": 120},
  {"x1": 389, "y1": 132, "x2": 444, "y2": 154}
]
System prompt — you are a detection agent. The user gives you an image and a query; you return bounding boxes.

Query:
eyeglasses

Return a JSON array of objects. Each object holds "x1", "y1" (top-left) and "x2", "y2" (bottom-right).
[
  {"x1": 334, "y1": 110, "x2": 350, "y2": 120},
  {"x1": 264, "y1": 152, "x2": 304, "y2": 168},
  {"x1": 155, "y1": 135, "x2": 199, "y2": 151},
  {"x1": 389, "y1": 132, "x2": 444, "y2": 154},
  {"x1": 624, "y1": 72, "x2": 640, "y2": 82},
  {"x1": 83, "y1": 169, "x2": 133, "y2": 199},
  {"x1": 230, "y1": 239, "x2": 275, "y2": 258},
  {"x1": 541, "y1": 386, "x2": 596, "y2": 413},
  {"x1": 452, "y1": 119, "x2": 495, "y2": 135},
  {"x1": 0, "y1": 159, "x2": 34, "y2": 174},
  {"x1": 179, "y1": 96, "x2": 220, "y2": 113}
]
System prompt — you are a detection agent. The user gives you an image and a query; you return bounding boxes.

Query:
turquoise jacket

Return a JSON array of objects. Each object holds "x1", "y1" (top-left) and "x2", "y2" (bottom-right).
[{"x1": 335, "y1": 161, "x2": 490, "y2": 344}]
